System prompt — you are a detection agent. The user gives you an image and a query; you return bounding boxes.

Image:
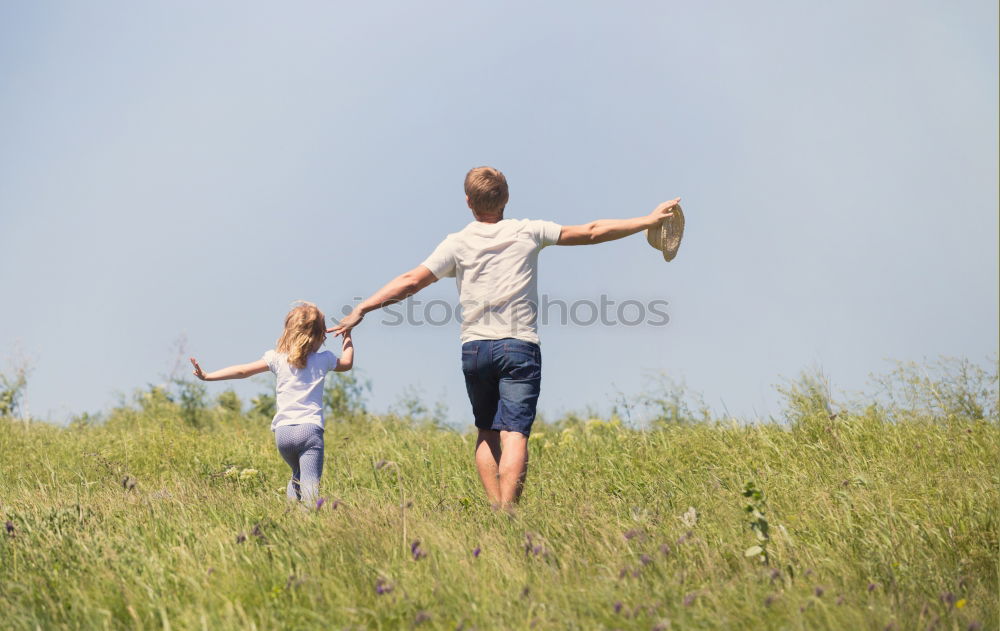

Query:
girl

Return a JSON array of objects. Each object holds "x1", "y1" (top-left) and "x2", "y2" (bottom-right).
[{"x1": 189, "y1": 301, "x2": 353, "y2": 503}]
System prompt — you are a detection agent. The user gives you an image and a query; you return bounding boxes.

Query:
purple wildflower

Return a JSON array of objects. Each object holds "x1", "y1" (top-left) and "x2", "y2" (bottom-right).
[
  {"x1": 640, "y1": 554, "x2": 652, "y2": 566},
  {"x1": 623, "y1": 529, "x2": 642, "y2": 541},
  {"x1": 769, "y1": 568, "x2": 781, "y2": 582},
  {"x1": 331, "y1": 499, "x2": 342, "y2": 509},
  {"x1": 764, "y1": 594, "x2": 776, "y2": 607},
  {"x1": 868, "y1": 582, "x2": 877, "y2": 593},
  {"x1": 940, "y1": 592, "x2": 956, "y2": 607},
  {"x1": 814, "y1": 586, "x2": 824, "y2": 597},
  {"x1": 472, "y1": 547, "x2": 481, "y2": 558},
  {"x1": 236, "y1": 532, "x2": 247, "y2": 544},
  {"x1": 683, "y1": 592, "x2": 696, "y2": 607},
  {"x1": 613, "y1": 601, "x2": 623, "y2": 614},
  {"x1": 411, "y1": 539, "x2": 427, "y2": 560},
  {"x1": 523, "y1": 533, "x2": 547, "y2": 557},
  {"x1": 659, "y1": 543, "x2": 671, "y2": 556},
  {"x1": 967, "y1": 622, "x2": 982, "y2": 631},
  {"x1": 836, "y1": 595, "x2": 845, "y2": 606},
  {"x1": 4, "y1": 520, "x2": 13, "y2": 536},
  {"x1": 414, "y1": 611, "x2": 431, "y2": 625},
  {"x1": 315, "y1": 497, "x2": 326, "y2": 510},
  {"x1": 375, "y1": 578, "x2": 393, "y2": 595},
  {"x1": 520, "y1": 586, "x2": 531, "y2": 598}
]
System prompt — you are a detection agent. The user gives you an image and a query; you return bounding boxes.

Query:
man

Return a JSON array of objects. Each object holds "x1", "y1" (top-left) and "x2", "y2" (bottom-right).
[{"x1": 332, "y1": 166, "x2": 680, "y2": 509}]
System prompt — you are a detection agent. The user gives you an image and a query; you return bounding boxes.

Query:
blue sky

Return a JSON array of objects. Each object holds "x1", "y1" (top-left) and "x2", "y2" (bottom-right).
[{"x1": 1, "y1": 1, "x2": 997, "y2": 425}]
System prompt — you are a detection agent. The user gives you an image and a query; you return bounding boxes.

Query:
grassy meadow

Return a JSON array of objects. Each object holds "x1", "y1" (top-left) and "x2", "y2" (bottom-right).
[{"x1": 0, "y1": 363, "x2": 997, "y2": 630}]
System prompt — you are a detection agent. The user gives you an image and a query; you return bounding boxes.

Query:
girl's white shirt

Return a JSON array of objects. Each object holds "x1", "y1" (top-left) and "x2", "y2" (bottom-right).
[{"x1": 262, "y1": 349, "x2": 338, "y2": 430}]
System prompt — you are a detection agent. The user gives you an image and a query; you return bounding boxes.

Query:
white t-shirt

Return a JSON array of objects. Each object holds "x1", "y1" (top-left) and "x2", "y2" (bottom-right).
[
  {"x1": 421, "y1": 218, "x2": 562, "y2": 345},
  {"x1": 262, "y1": 349, "x2": 339, "y2": 430}
]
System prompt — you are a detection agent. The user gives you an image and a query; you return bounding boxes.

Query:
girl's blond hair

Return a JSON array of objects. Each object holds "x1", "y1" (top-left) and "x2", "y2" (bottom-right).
[{"x1": 275, "y1": 301, "x2": 327, "y2": 369}]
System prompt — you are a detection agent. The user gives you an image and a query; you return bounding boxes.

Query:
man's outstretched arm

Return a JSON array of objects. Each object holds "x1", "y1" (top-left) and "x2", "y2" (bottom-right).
[
  {"x1": 557, "y1": 198, "x2": 680, "y2": 246},
  {"x1": 329, "y1": 265, "x2": 438, "y2": 334}
]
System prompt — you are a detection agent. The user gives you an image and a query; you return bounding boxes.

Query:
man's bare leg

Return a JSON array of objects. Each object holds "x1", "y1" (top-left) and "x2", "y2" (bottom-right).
[
  {"x1": 498, "y1": 430, "x2": 529, "y2": 508},
  {"x1": 475, "y1": 429, "x2": 502, "y2": 507}
]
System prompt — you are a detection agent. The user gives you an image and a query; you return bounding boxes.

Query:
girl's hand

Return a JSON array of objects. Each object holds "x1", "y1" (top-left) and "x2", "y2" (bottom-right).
[
  {"x1": 190, "y1": 357, "x2": 207, "y2": 381},
  {"x1": 341, "y1": 330, "x2": 353, "y2": 349}
]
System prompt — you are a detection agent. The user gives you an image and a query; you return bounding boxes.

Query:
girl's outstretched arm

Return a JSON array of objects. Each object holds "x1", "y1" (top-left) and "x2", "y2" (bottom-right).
[
  {"x1": 333, "y1": 330, "x2": 354, "y2": 372},
  {"x1": 190, "y1": 357, "x2": 269, "y2": 381}
]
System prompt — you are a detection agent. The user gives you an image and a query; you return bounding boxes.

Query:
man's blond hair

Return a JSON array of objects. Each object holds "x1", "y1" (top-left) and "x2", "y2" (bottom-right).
[{"x1": 464, "y1": 166, "x2": 509, "y2": 215}]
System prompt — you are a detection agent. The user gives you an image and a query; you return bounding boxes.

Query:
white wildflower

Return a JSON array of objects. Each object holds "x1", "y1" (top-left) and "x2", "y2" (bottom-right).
[{"x1": 681, "y1": 506, "x2": 698, "y2": 528}]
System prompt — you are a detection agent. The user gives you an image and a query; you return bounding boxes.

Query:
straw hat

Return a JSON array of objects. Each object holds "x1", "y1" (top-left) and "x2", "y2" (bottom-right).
[{"x1": 646, "y1": 204, "x2": 685, "y2": 262}]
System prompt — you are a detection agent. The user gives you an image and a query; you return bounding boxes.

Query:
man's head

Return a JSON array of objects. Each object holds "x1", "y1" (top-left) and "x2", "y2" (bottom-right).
[{"x1": 465, "y1": 166, "x2": 509, "y2": 220}]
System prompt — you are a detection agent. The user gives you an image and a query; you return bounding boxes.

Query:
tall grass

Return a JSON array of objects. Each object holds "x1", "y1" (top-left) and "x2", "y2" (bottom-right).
[{"x1": 0, "y1": 363, "x2": 997, "y2": 630}]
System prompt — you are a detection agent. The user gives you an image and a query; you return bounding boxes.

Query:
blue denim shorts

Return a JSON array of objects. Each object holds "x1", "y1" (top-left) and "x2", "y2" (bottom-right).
[{"x1": 461, "y1": 338, "x2": 542, "y2": 436}]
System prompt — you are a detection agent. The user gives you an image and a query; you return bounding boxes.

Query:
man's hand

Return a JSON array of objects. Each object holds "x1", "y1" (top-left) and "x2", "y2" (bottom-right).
[
  {"x1": 328, "y1": 308, "x2": 364, "y2": 336},
  {"x1": 190, "y1": 357, "x2": 207, "y2": 381},
  {"x1": 647, "y1": 198, "x2": 681, "y2": 227}
]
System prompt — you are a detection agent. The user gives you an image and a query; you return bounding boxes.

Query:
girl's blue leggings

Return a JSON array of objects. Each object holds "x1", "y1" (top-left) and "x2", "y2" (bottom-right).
[{"x1": 274, "y1": 423, "x2": 324, "y2": 502}]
